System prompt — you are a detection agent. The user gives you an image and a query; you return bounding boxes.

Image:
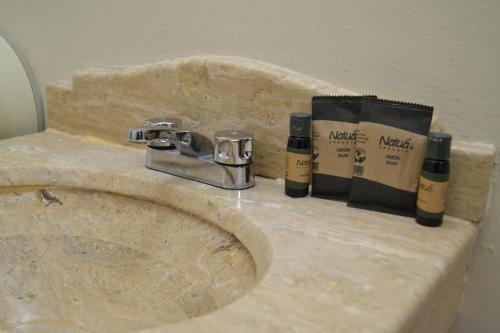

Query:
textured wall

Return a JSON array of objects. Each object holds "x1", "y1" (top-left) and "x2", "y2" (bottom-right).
[{"x1": 0, "y1": 1, "x2": 499, "y2": 331}]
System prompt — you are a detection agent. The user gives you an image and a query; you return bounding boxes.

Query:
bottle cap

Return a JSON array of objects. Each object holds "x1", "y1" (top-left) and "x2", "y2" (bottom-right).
[
  {"x1": 426, "y1": 132, "x2": 452, "y2": 160},
  {"x1": 289, "y1": 113, "x2": 311, "y2": 137}
]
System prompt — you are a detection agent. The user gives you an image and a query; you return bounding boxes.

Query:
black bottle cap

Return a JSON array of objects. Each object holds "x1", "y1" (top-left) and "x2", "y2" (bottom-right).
[
  {"x1": 289, "y1": 113, "x2": 311, "y2": 137},
  {"x1": 426, "y1": 132, "x2": 452, "y2": 160}
]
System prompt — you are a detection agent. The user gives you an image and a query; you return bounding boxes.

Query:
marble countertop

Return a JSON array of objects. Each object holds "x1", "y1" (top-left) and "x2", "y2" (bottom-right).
[{"x1": 0, "y1": 130, "x2": 477, "y2": 333}]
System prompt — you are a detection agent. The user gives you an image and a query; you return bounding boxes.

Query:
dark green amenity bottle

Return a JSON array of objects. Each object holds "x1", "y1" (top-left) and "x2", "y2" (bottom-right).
[
  {"x1": 285, "y1": 113, "x2": 312, "y2": 198},
  {"x1": 416, "y1": 132, "x2": 452, "y2": 227}
]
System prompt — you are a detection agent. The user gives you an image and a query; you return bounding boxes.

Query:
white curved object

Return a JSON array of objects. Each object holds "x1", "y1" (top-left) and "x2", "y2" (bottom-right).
[{"x1": 0, "y1": 34, "x2": 42, "y2": 139}]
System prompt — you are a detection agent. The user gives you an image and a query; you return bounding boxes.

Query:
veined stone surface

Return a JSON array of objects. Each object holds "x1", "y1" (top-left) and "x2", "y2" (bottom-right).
[
  {"x1": 46, "y1": 56, "x2": 495, "y2": 223},
  {"x1": 0, "y1": 131, "x2": 479, "y2": 332},
  {"x1": 0, "y1": 187, "x2": 255, "y2": 332},
  {"x1": 447, "y1": 141, "x2": 496, "y2": 222},
  {"x1": 46, "y1": 56, "x2": 351, "y2": 179}
]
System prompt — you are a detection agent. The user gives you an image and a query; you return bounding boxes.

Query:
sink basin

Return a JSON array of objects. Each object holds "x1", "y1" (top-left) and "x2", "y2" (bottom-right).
[{"x1": 0, "y1": 187, "x2": 256, "y2": 332}]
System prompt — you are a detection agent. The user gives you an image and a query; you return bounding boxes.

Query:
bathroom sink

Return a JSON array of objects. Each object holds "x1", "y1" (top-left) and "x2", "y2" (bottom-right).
[
  {"x1": 0, "y1": 186, "x2": 256, "y2": 332},
  {"x1": 0, "y1": 130, "x2": 484, "y2": 333}
]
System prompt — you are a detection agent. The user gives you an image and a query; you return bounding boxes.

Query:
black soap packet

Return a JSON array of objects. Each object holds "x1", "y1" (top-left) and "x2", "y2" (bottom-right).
[
  {"x1": 347, "y1": 98, "x2": 433, "y2": 216},
  {"x1": 311, "y1": 95, "x2": 376, "y2": 201}
]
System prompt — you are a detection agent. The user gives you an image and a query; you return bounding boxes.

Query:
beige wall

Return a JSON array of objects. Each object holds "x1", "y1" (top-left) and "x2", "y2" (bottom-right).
[{"x1": 0, "y1": 1, "x2": 498, "y2": 331}]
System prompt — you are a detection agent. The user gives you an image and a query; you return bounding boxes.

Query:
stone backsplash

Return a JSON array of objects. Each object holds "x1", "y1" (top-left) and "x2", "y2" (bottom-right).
[{"x1": 46, "y1": 55, "x2": 495, "y2": 222}]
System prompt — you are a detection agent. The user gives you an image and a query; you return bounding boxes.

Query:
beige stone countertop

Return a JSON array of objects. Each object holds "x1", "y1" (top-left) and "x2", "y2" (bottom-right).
[{"x1": 0, "y1": 130, "x2": 477, "y2": 333}]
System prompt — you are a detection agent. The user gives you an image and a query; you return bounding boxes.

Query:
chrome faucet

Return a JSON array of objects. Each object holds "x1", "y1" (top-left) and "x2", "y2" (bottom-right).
[{"x1": 128, "y1": 118, "x2": 255, "y2": 190}]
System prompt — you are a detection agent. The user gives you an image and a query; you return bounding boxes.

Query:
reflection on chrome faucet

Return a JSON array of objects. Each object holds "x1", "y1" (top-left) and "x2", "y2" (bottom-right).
[{"x1": 128, "y1": 118, "x2": 255, "y2": 190}]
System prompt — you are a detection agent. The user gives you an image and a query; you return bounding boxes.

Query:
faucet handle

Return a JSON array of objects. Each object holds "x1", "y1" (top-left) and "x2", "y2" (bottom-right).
[
  {"x1": 144, "y1": 117, "x2": 182, "y2": 129},
  {"x1": 128, "y1": 117, "x2": 182, "y2": 144},
  {"x1": 214, "y1": 130, "x2": 253, "y2": 166}
]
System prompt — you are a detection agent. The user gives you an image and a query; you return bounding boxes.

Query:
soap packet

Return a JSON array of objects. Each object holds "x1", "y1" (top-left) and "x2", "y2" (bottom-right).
[
  {"x1": 311, "y1": 95, "x2": 376, "y2": 200},
  {"x1": 348, "y1": 98, "x2": 433, "y2": 216}
]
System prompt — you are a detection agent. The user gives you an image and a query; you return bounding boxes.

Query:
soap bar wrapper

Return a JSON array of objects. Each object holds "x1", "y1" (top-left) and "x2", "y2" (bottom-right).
[
  {"x1": 348, "y1": 98, "x2": 433, "y2": 216},
  {"x1": 311, "y1": 96, "x2": 375, "y2": 200}
]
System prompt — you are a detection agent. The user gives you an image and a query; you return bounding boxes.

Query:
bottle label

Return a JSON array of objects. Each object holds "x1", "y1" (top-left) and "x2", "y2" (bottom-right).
[
  {"x1": 285, "y1": 149, "x2": 311, "y2": 189},
  {"x1": 416, "y1": 171, "x2": 449, "y2": 218}
]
